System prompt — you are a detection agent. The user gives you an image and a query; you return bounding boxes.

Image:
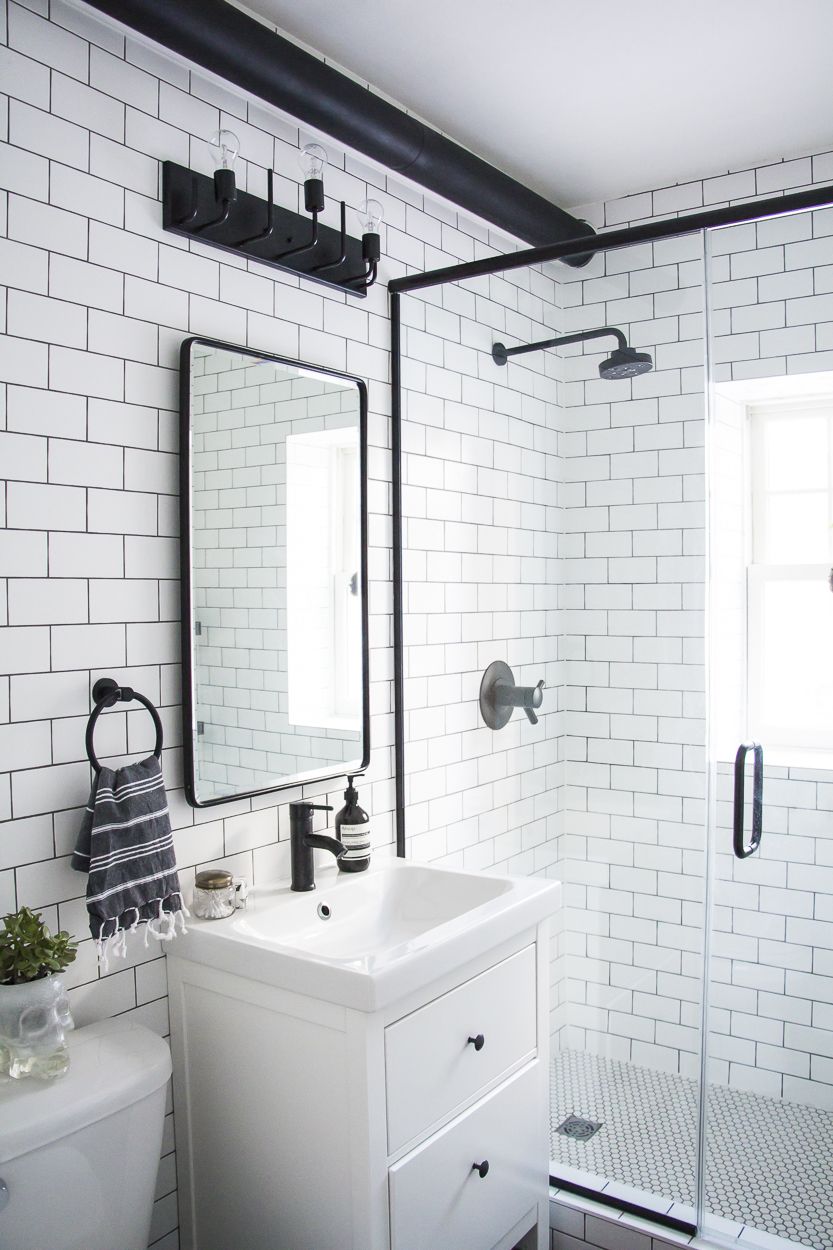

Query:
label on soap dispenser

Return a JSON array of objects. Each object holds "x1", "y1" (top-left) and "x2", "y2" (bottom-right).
[{"x1": 340, "y1": 820, "x2": 371, "y2": 861}]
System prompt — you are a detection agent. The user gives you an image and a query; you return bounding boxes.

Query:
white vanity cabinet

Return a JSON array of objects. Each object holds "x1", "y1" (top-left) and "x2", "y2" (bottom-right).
[{"x1": 168, "y1": 921, "x2": 551, "y2": 1250}]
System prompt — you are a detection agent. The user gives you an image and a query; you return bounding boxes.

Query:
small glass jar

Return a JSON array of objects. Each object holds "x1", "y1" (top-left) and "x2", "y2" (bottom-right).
[{"x1": 192, "y1": 868, "x2": 236, "y2": 920}]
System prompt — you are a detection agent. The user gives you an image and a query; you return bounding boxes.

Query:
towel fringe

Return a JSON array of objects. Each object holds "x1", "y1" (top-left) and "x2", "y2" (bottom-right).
[{"x1": 93, "y1": 890, "x2": 189, "y2": 968}]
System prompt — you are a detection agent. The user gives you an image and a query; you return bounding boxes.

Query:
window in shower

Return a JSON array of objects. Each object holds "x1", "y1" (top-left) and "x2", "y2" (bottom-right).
[{"x1": 747, "y1": 397, "x2": 833, "y2": 756}]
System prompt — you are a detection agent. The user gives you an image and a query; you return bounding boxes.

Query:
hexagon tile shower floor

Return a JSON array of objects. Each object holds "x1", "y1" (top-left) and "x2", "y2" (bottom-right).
[{"x1": 550, "y1": 1049, "x2": 833, "y2": 1250}]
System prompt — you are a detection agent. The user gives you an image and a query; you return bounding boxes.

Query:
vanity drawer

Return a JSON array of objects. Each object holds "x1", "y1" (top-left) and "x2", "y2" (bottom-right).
[
  {"x1": 388, "y1": 1060, "x2": 544, "y2": 1250},
  {"x1": 385, "y1": 945, "x2": 536, "y2": 1154}
]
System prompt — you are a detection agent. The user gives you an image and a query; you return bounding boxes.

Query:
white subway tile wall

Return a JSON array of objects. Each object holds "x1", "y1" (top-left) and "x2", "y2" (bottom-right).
[
  {"x1": 704, "y1": 200, "x2": 833, "y2": 1110},
  {"x1": 554, "y1": 191, "x2": 833, "y2": 1109},
  {"x1": 401, "y1": 166, "x2": 833, "y2": 1110},
  {"x1": 4, "y1": 1, "x2": 833, "y2": 1247},
  {"x1": 0, "y1": 1, "x2": 525, "y2": 1243},
  {"x1": 552, "y1": 221, "x2": 709, "y2": 1082},
  {"x1": 399, "y1": 269, "x2": 568, "y2": 1037}
]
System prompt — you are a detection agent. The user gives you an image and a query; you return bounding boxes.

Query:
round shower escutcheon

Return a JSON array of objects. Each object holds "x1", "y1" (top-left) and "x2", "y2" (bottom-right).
[{"x1": 479, "y1": 660, "x2": 516, "y2": 731}]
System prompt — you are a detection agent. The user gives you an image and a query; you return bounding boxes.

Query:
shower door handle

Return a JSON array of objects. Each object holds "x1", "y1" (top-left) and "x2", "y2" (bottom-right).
[{"x1": 733, "y1": 741, "x2": 763, "y2": 858}]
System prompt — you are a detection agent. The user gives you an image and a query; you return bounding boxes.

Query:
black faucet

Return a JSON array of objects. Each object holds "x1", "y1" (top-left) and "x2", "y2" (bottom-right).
[{"x1": 289, "y1": 801, "x2": 345, "y2": 891}]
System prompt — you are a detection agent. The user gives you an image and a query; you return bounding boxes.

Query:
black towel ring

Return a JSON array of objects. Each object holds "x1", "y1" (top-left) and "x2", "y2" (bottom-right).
[{"x1": 85, "y1": 677, "x2": 164, "y2": 774}]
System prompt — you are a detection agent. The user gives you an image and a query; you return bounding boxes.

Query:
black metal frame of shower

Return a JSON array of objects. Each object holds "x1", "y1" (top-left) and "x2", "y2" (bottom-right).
[{"x1": 390, "y1": 178, "x2": 833, "y2": 861}]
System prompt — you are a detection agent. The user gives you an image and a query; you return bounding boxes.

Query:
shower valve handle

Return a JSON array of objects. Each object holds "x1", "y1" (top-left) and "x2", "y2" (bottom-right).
[
  {"x1": 509, "y1": 678, "x2": 545, "y2": 725},
  {"x1": 479, "y1": 662, "x2": 545, "y2": 731},
  {"x1": 497, "y1": 677, "x2": 544, "y2": 711},
  {"x1": 523, "y1": 679, "x2": 545, "y2": 725}
]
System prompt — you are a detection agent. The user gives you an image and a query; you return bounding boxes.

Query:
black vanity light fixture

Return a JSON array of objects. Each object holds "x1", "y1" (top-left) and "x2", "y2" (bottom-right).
[
  {"x1": 353, "y1": 198, "x2": 385, "y2": 290},
  {"x1": 300, "y1": 143, "x2": 327, "y2": 214},
  {"x1": 162, "y1": 135, "x2": 381, "y2": 297},
  {"x1": 202, "y1": 128, "x2": 239, "y2": 228},
  {"x1": 277, "y1": 143, "x2": 326, "y2": 263}
]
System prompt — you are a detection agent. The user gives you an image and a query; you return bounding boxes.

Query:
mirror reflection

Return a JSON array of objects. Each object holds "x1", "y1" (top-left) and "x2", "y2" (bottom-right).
[{"x1": 183, "y1": 339, "x2": 368, "y2": 806}]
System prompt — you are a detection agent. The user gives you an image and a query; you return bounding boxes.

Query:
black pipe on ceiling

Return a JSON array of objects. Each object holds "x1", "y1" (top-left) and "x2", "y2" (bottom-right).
[{"x1": 83, "y1": 0, "x2": 595, "y2": 265}]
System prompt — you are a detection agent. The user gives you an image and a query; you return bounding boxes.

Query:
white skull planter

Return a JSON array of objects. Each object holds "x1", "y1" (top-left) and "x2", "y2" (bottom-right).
[{"x1": 0, "y1": 974, "x2": 74, "y2": 1080}]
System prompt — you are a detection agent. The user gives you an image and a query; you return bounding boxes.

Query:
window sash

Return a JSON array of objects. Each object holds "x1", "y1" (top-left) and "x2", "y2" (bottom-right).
[
  {"x1": 749, "y1": 401, "x2": 833, "y2": 565},
  {"x1": 747, "y1": 563, "x2": 833, "y2": 750}
]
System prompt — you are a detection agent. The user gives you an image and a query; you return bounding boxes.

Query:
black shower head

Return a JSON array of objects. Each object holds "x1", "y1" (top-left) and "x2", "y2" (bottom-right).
[
  {"x1": 598, "y1": 346, "x2": 653, "y2": 380},
  {"x1": 491, "y1": 325, "x2": 653, "y2": 380}
]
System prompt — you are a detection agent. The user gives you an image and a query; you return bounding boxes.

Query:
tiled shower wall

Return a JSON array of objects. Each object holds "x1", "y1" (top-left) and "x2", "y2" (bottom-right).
[
  {"x1": 709, "y1": 205, "x2": 833, "y2": 1108},
  {"x1": 554, "y1": 220, "x2": 709, "y2": 1081},
  {"x1": 398, "y1": 157, "x2": 833, "y2": 1104},
  {"x1": 0, "y1": 1, "x2": 528, "y2": 1244},
  {"x1": 399, "y1": 273, "x2": 567, "y2": 1035},
  {"x1": 557, "y1": 164, "x2": 833, "y2": 1106}
]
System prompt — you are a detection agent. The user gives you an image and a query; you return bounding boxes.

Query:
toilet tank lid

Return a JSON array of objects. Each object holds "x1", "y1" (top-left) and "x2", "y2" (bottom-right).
[{"x1": 0, "y1": 1018, "x2": 172, "y2": 1163}]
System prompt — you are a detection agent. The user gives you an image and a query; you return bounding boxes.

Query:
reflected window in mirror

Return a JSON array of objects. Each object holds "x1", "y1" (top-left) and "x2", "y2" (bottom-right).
[{"x1": 181, "y1": 338, "x2": 369, "y2": 807}]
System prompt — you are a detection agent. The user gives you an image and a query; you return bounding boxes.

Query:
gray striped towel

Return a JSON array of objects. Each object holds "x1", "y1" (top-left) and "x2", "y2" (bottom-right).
[{"x1": 71, "y1": 755, "x2": 187, "y2": 967}]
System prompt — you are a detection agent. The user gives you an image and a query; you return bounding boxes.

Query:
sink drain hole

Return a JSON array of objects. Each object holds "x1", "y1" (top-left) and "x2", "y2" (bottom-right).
[{"x1": 317, "y1": 902, "x2": 332, "y2": 920}]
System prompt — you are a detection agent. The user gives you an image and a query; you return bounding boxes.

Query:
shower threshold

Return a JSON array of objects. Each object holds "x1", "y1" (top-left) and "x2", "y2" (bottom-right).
[{"x1": 550, "y1": 1048, "x2": 833, "y2": 1250}]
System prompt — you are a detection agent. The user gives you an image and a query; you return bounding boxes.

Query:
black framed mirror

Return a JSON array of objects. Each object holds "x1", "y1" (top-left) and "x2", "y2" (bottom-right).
[{"x1": 180, "y1": 336, "x2": 370, "y2": 807}]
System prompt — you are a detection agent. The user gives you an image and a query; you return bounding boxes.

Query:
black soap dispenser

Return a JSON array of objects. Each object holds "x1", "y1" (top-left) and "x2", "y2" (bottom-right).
[{"x1": 335, "y1": 776, "x2": 370, "y2": 873}]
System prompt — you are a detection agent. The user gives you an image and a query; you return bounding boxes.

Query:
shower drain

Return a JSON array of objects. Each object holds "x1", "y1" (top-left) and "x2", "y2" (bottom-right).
[{"x1": 556, "y1": 1114, "x2": 602, "y2": 1142}]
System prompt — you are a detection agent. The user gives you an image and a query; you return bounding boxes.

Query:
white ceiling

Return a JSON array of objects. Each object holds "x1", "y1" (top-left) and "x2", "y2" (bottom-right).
[{"x1": 242, "y1": 0, "x2": 833, "y2": 211}]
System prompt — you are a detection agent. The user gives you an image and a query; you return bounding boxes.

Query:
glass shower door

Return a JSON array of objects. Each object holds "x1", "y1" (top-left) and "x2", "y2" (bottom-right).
[
  {"x1": 703, "y1": 206, "x2": 833, "y2": 1250},
  {"x1": 547, "y1": 230, "x2": 709, "y2": 1231}
]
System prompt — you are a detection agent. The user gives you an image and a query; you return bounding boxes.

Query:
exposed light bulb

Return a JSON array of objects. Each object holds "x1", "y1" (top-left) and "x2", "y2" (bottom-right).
[
  {"x1": 357, "y1": 199, "x2": 384, "y2": 235},
  {"x1": 299, "y1": 143, "x2": 327, "y2": 182},
  {"x1": 207, "y1": 129, "x2": 240, "y2": 172}
]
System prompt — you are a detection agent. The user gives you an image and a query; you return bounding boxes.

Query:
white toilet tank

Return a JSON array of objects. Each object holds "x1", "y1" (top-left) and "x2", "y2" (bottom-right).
[{"x1": 0, "y1": 1017, "x2": 172, "y2": 1250}]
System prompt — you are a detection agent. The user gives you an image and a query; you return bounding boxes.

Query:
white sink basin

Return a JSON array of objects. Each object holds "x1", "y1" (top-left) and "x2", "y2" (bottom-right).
[
  {"x1": 236, "y1": 862, "x2": 512, "y2": 959},
  {"x1": 173, "y1": 858, "x2": 559, "y2": 1011}
]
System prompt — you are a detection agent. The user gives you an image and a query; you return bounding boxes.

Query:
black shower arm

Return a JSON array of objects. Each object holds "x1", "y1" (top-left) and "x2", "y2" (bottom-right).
[{"x1": 497, "y1": 325, "x2": 628, "y2": 360}]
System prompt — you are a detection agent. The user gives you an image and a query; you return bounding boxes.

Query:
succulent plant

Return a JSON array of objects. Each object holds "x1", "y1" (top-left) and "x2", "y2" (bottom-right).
[{"x1": 0, "y1": 907, "x2": 78, "y2": 986}]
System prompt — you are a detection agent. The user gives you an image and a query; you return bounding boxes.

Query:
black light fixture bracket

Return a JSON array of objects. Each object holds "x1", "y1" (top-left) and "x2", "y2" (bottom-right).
[{"x1": 162, "y1": 161, "x2": 372, "y2": 297}]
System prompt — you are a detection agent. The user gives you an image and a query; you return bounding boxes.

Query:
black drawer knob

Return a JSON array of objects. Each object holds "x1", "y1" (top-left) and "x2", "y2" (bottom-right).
[
  {"x1": 467, "y1": 1033, "x2": 485, "y2": 1051},
  {"x1": 472, "y1": 1160, "x2": 490, "y2": 1179}
]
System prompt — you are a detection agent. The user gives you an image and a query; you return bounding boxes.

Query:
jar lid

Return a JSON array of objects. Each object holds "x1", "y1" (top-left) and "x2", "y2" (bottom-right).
[{"x1": 195, "y1": 868, "x2": 233, "y2": 890}]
